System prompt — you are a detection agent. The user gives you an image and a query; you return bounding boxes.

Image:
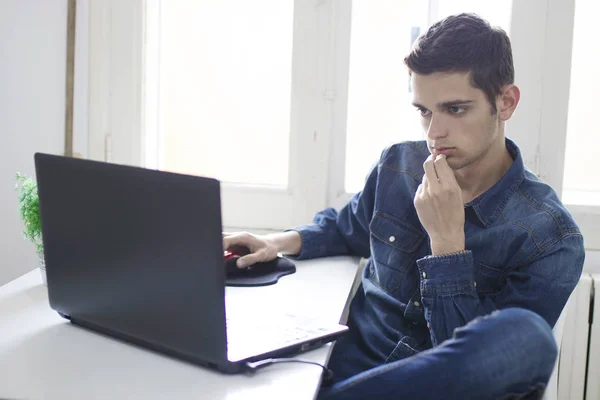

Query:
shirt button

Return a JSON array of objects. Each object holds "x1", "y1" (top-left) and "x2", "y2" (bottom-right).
[
  {"x1": 389, "y1": 236, "x2": 396, "y2": 243},
  {"x1": 422, "y1": 272, "x2": 427, "y2": 278},
  {"x1": 413, "y1": 301, "x2": 420, "y2": 307},
  {"x1": 474, "y1": 281, "x2": 477, "y2": 288}
]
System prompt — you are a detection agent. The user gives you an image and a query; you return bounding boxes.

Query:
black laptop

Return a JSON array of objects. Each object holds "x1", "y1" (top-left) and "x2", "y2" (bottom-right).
[{"x1": 33, "y1": 153, "x2": 348, "y2": 374}]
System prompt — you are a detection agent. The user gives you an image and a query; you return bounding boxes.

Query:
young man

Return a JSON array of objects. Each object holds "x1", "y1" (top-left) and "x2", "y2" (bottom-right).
[{"x1": 223, "y1": 13, "x2": 584, "y2": 400}]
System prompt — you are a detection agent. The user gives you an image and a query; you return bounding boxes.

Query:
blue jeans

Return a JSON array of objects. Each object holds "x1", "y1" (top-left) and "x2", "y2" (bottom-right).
[{"x1": 318, "y1": 308, "x2": 557, "y2": 400}]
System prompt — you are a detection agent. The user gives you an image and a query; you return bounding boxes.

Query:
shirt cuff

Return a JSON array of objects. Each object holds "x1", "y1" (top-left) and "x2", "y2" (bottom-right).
[
  {"x1": 283, "y1": 225, "x2": 329, "y2": 260},
  {"x1": 416, "y1": 250, "x2": 477, "y2": 296}
]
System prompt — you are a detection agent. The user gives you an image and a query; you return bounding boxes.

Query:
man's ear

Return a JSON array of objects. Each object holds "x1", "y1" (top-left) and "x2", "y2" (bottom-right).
[{"x1": 496, "y1": 84, "x2": 520, "y2": 121}]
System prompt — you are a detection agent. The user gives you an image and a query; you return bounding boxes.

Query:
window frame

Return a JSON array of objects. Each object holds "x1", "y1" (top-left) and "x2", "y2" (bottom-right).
[
  {"x1": 510, "y1": 0, "x2": 600, "y2": 249},
  {"x1": 86, "y1": 0, "x2": 344, "y2": 230},
  {"x1": 81, "y1": 0, "x2": 600, "y2": 248}
]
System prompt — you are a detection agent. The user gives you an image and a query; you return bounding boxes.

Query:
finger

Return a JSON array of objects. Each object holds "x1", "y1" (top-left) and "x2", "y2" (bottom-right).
[
  {"x1": 423, "y1": 155, "x2": 440, "y2": 186},
  {"x1": 422, "y1": 173, "x2": 430, "y2": 193},
  {"x1": 222, "y1": 231, "x2": 244, "y2": 241},
  {"x1": 416, "y1": 183, "x2": 424, "y2": 196},
  {"x1": 222, "y1": 233, "x2": 250, "y2": 252},
  {"x1": 433, "y1": 155, "x2": 458, "y2": 185},
  {"x1": 237, "y1": 249, "x2": 269, "y2": 268},
  {"x1": 415, "y1": 183, "x2": 425, "y2": 203}
]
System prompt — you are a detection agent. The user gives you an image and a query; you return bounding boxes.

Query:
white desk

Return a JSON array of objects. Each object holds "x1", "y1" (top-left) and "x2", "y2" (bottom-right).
[{"x1": 0, "y1": 256, "x2": 360, "y2": 400}]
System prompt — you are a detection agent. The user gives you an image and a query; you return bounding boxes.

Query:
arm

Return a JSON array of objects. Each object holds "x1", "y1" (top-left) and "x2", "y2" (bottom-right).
[
  {"x1": 283, "y1": 161, "x2": 379, "y2": 260},
  {"x1": 223, "y1": 153, "x2": 384, "y2": 267},
  {"x1": 413, "y1": 154, "x2": 584, "y2": 345},
  {"x1": 417, "y1": 234, "x2": 584, "y2": 346},
  {"x1": 265, "y1": 230, "x2": 303, "y2": 256}
]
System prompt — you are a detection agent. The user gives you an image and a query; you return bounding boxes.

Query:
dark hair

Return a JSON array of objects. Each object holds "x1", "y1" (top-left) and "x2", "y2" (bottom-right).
[{"x1": 404, "y1": 13, "x2": 514, "y2": 113}]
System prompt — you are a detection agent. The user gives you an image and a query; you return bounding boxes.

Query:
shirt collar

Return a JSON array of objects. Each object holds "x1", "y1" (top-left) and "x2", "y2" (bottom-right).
[{"x1": 466, "y1": 138, "x2": 525, "y2": 227}]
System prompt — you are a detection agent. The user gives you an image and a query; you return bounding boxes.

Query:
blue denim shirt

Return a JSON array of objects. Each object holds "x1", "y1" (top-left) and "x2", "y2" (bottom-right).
[{"x1": 290, "y1": 138, "x2": 584, "y2": 372}]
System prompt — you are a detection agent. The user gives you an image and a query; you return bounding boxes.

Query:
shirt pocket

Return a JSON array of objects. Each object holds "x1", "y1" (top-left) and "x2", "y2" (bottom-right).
[{"x1": 368, "y1": 212, "x2": 425, "y2": 296}]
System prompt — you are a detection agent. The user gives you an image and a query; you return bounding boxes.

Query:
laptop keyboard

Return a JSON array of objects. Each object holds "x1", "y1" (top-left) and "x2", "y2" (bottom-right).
[{"x1": 225, "y1": 313, "x2": 335, "y2": 356}]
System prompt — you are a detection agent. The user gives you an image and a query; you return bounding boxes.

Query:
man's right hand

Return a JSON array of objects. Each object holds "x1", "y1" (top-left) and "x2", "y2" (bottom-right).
[{"x1": 222, "y1": 231, "x2": 302, "y2": 269}]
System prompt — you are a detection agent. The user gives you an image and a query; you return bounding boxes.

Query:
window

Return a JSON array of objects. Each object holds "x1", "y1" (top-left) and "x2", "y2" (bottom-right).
[
  {"x1": 158, "y1": 0, "x2": 293, "y2": 186},
  {"x1": 87, "y1": 0, "x2": 600, "y2": 249},
  {"x1": 435, "y1": 1, "x2": 512, "y2": 31},
  {"x1": 140, "y1": 0, "x2": 333, "y2": 229},
  {"x1": 562, "y1": 0, "x2": 600, "y2": 206},
  {"x1": 343, "y1": 1, "x2": 427, "y2": 193}
]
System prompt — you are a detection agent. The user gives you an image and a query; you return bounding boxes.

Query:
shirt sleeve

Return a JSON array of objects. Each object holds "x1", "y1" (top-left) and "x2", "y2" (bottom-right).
[
  {"x1": 284, "y1": 157, "x2": 384, "y2": 261},
  {"x1": 416, "y1": 234, "x2": 584, "y2": 346}
]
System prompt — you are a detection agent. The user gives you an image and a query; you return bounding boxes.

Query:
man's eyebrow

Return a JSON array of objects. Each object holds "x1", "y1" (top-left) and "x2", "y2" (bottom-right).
[
  {"x1": 411, "y1": 100, "x2": 474, "y2": 110},
  {"x1": 438, "y1": 99, "x2": 474, "y2": 108}
]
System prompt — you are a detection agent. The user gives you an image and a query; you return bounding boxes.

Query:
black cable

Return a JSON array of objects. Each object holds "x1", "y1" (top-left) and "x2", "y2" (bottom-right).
[{"x1": 245, "y1": 358, "x2": 334, "y2": 381}]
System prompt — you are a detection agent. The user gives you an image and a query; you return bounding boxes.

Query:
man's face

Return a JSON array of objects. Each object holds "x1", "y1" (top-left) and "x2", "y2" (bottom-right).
[{"x1": 411, "y1": 72, "x2": 501, "y2": 170}]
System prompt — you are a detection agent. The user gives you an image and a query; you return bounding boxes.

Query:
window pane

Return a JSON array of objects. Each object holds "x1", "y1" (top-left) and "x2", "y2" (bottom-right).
[
  {"x1": 437, "y1": 1, "x2": 512, "y2": 32},
  {"x1": 344, "y1": 1, "x2": 428, "y2": 193},
  {"x1": 344, "y1": 1, "x2": 512, "y2": 193},
  {"x1": 562, "y1": 0, "x2": 600, "y2": 206},
  {"x1": 159, "y1": 1, "x2": 293, "y2": 186}
]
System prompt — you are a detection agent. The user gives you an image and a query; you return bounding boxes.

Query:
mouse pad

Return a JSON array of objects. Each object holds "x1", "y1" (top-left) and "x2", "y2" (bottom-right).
[{"x1": 225, "y1": 257, "x2": 296, "y2": 287}]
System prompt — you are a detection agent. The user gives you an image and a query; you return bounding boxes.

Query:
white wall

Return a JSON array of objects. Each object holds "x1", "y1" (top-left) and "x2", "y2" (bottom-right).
[{"x1": 0, "y1": 1, "x2": 67, "y2": 285}]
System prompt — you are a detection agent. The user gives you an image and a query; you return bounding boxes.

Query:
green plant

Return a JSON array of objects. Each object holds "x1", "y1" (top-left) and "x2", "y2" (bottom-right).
[{"x1": 15, "y1": 173, "x2": 43, "y2": 257}]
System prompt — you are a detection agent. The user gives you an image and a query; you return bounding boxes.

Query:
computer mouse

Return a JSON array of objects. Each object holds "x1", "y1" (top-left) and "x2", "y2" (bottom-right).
[
  {"x1": 223, "y1": 250, "x2": 278, "y2": 278},
  {"x1": 223, "y1": 249, "x2": 297, "y2": 287},
  {"x1": 224, "y1": 250, "x2": 243, "y2": 276}
]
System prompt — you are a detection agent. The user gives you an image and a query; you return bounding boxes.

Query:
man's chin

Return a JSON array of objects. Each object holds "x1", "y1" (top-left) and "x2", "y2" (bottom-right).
[{"x1": 446, "y1": 157, "x2": 466, "y2": 171}]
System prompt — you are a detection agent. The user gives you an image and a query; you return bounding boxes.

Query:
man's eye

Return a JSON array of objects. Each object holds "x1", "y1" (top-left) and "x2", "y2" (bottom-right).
[
  {"x1": 449, "y1": 106, "x2": 466, "y2": 114},
  {"x1": 417, "y1": 108, "x2": 431, "y2": 116}
]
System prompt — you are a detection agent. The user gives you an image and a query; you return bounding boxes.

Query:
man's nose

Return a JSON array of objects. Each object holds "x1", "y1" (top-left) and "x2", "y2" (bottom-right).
[{"x1": 426, "y1": 116, "x2": 448, "y2": 140}]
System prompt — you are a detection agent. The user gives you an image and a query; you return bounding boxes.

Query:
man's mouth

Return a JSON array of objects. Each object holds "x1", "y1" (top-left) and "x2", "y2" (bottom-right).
[{"x1": 431, "y1": 147, "x2": 455, "y2": 156}]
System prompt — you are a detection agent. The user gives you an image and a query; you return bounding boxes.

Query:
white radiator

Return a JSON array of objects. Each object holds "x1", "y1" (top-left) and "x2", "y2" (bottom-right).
[
  {"x1": 557, "y1": 274, "x2": 593, "y2": 400},
  {"x1": 584, "y1": 274, "x2": 600, "y2": 400}
]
